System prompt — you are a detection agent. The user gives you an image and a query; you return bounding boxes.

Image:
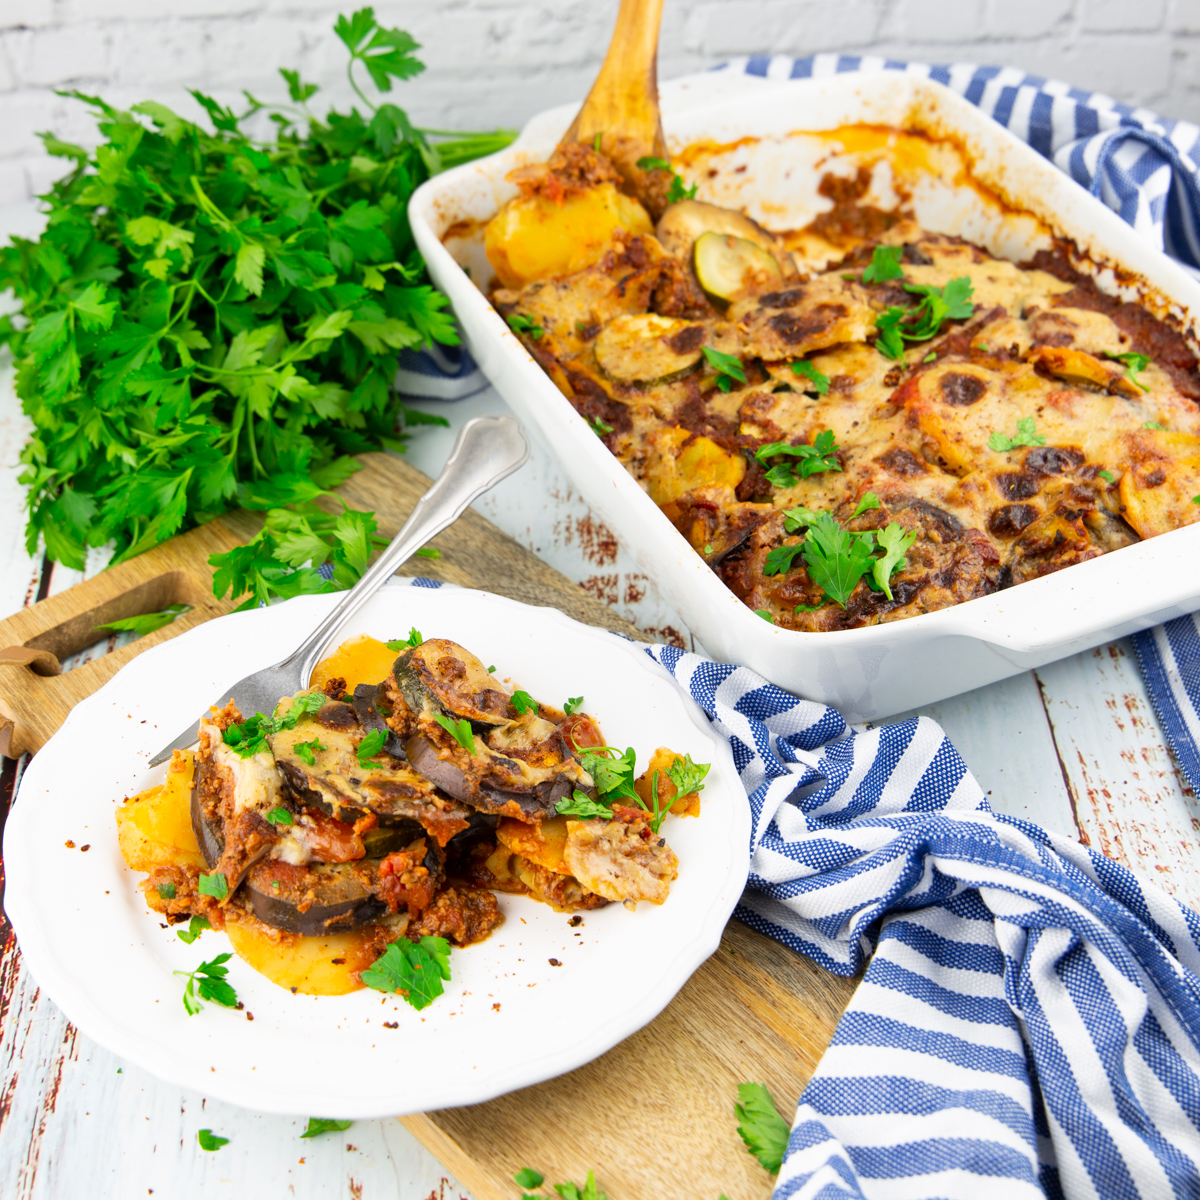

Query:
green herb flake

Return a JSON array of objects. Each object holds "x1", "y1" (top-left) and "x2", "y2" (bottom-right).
[
  {"x1": 703, "y1": 542, "x2": 714, "y2": 555},
  {"x1": 587, "y1": 416, "x2": 614, "y2": 437},
  {"x1": 755, "y1": 430, "x2": 842, "y2": 489},
  {"x1": 666, "y1": 753, "x2": 710, "y2": 798},
  {"x1": 511, "y1": 690, "x2": 538, "y2": 716},
  {"x1": 385, "y1": 626, "x2": 423, "y2": 652},
  {"x1": 414, "y1": 546, "x2": 441, "y2": 559},
  {"x1": 754, "y1": 609, "x2": 774, "y2": 623},
  {"x1": 514, "y1": 1169, "x2": 545, "y2": 1189},
  {"x1": 175, "y1": 952, "x2": 238, "y2": 1015},
  {"x1": 572, "y1": 744, "x2": 638, "y2": 804},
  {"x1": 197, "y1": 1129, "x2": 229, "y2": 1152},
  {"x1": 156, "y1": 882, "x2": 176, "y2": 900},
  {"x1": 223, "y1": 692, "x2": 326, "y2": 759},
  {"x1": 300, "y1": 1117, "x2": 352, "y2": 1139},
  {"x1": 923, "y1": 351, "x2": 937, "y2": 362},
  {"x1": 360, "y1": 935, "x2": 451, "y2": 1009},
  {"x1": 790, "y1": 359, "x2": 830, "y2": 395},
  {"x1": 264, "y1": 805, "x2": 296, "y2": 825},
  {"x1": 851, "y1": 492, "x2": 881, "y2": 519},
  {"x1": 434, "y1": 713, "x2": 476, "y2": 754},
  {"x1": 873, "y1": 275, "x2": 975, "y2": 359},
  {"x1": 356, "y1": 727, "x2": 389, "y2": 767},
  {"x1": 555, "y1": 789, "x2": 613, "y2": 819},
  {"x1": 635, "y1": 156, "x2": 696, "y2": 203},
  {"x1": 291, "y1": 738, "x2": 326, "y2": 767},
  {"x1": 176, "y1": 914, "x2": 211, "y2": 944},
  {"x1": 735, "y1": 1082, "x2": 790, "y2": 1174},
  {"x1": 1106, "y1": 350, "x2": 1152, "y2": 392},
  {"x1": 860, "y1": 244, "x2": 904, "y2": 284},
  {"x1": 507, "y1": 313, "x2": 544, "y2": 339},
  {"x1": 198, "y1": 872, "x2": 228, "y2": 900},
  {"x1": 1099, "y1": 469, "x2": 1117, "y2": 483},
  {"x1": 563, "y1": 696, "x2": 584, "y2": 715},
  {"x1": 702, "y1": 346, "x2": 747, "y2": 393},
  {"x1": 988, "y1": 417, "x2": 1047, "y2": 452},
  {"x1": 1143, "y1": 420, "x2": 1167, "y2": 431}
]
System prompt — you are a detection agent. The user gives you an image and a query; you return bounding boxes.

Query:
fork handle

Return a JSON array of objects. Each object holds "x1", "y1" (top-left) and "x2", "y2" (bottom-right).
[{"x1": 284, "y1": 415, "x2": 530, "y2": 685}]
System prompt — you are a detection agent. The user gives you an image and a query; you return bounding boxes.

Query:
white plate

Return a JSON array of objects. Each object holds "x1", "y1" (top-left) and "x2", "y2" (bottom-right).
[{"x1": 2, "y1": 586, "x2": 747, "y2": 1117}]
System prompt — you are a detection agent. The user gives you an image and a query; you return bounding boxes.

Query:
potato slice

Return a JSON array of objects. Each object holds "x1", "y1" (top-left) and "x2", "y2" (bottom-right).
[
  {"x1": 311, "y1": 633, "x2": 399, "y2": 692},
  {"x1": 594, "y1": 313, "x2": 706, "y2": 385},
  {"x1": 1029, "y1": 345, "x2": 1141, "y2": 398},
  {"x1": 485, "y1": 184, "x2": 652, "y2": 290},
  {"x1": 694, "y1": 232, "x2": 783, "y2": 302},
  {"x1": 225, "y1": 920, "x2": 384, "y2": 996},
  {"x1": 116, "y1": 750, "x2": 206, "y2": 872},
  {"x1": 1117, "y1": 430, "x2": 1200, "y2": 538},
  {"x1": 643, "y1": 426, "x2": 746, "y2": 506}
]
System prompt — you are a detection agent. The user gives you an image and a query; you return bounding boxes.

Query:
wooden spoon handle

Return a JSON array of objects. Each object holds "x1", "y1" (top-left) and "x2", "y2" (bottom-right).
[{"x1": 561, "y1": 0, "x2": 668, "y2": 202}]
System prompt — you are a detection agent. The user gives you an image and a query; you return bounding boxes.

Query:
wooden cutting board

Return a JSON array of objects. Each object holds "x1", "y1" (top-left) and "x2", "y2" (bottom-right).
[{"x1": 0, "y1": 450, "x2": 857, "y2": 1199}]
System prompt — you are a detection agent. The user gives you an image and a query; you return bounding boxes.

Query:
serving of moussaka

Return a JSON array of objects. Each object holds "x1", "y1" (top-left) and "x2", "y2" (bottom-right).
[{"x1": 484, "y1": 142, "x2": 1200, "y2": 633}]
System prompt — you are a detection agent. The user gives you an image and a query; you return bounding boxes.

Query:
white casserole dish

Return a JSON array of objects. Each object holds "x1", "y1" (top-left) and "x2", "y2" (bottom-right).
[{"x1": 410, "y1": 69, "x2": 1200, "y2": 722}]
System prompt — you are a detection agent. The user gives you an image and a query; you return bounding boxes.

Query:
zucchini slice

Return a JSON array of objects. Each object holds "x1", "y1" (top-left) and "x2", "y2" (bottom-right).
[
  {"x1": 594, "y1": 314, "x2": 706, "y2": 385},
  {"x1": 694, "y1": 231, "x2": 783, "y2": 302}
]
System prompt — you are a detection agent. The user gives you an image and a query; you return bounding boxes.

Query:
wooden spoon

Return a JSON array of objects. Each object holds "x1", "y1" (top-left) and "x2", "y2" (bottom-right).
[{"x1": 560, "y1": 0, "x2": 671, "y2": 217}]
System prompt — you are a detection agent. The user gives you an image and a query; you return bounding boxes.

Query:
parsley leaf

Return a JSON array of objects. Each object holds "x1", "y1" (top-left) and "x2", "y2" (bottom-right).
[
  {"x1": 851, "y1": 492, "x2": 881, "y2": 518},
  {"x1": 873, "y1": 276, "x2": 975, "y2": 358},
  {"x1": 563, "y1": 696, "x2": 584, "y2": 715},
  {"x1": 198, "y1": 872, "x2": 228, "y2": 900},
  {"x1": 573, "y1": 744, "x2": 638, "y2": 804},
  {"x1": 507, "y1": 313, "x2": 544, "y2": 339},
  {"x1": 223, "y1": 691, "x2": 326, "y2": 757},
  {"x1": 292, "y1": 738, "x2": 326, "y2": 767},
  {"x1": 1106, "y1": 350, "x2": 1151, "y2": 392},
  {"x1": 553, "y1": 1171, "x2": 609, "y2": 1200},
  {"x1": 635, "y1": 155, "x2": 697, "y2": 204},
  {"x1": 988, "y1": 417, "x2": 1047, "y2": 452},
  {"x1": 514, "y1": 1169, "x2": 545, "y2": 1189},
  {"x1": 176, "y1": 952, "x2": 238, "y2": 1015},
  {"x1": 763, "y1": 542, "x2": 807, "y2": 577},
  {"x1": 264, "y1": 806, "x2": 295, "y2": 828},
  {"x1": 735, "y1": 1082, "x2": 790, "y2": 1173},
  {"x1": 754, "y1": 609, "x2": 774, "y2": 623},
  {"x1": 1143, "y1": 420, "x2": 1167, "y2": 431},
  {"x1": 702, "y1": 346, "x2": 747, "y2": 393},
  {"x1": 197, "y1": 1129, "x2": 229, "y2": 1151},
  {"x1": 156, "y1": 882, "x2": 176, "y2": 900},
  {"x1": 666, "y1": 753, "x2": 710, "y2": 797},
  {"x1": 1099, "y1": 469, "x2": 1116, "y2": 483},
  {"x1": 511, "y1": 690, "x2": 538, "y2": 716},
  {"x1": 415, "y1": 546, "x2": 441, "y2": 559},
  {"x1": 861, "y1": 244, "x2": 904, "y2": 284},
  {"x1": 587, "y1": 416, "x2": 614, "y2": 437},
  {"x1": 300, "y1": 1117, "x2": 352, "y2": 1139},
  {"x1": 434, "y1": 713, "x2": 476, "y2": 754},
  {"x1": 790, "y1": 359, "x2": 830, "y2": 395},
  {"x1": 176, "y1": 915, "x2": 211, "y2": 944},
  {"x1": 801, "y1": 512, "x2": 877, "y2": 606},
  {"x1": 95, "y1": 603, "x2": 191, "y2": 638},
  {"x1": 360, "y1": 936, "x2": 451, "y2": 1009},
  {"x1": 386, "y1": 627, "x2": 423, "y2": 651},
  {"x1": 357, "y1": 728, "x2": 389, "y2": 767},
  {"x1": 872, "y1": 523, "x2": 916, "y2": 600},
  {"x1": 555, "y1": 789, "x2": 613, "y2": 819},
  {"x1": 755, "y1": 430, "x2": 842, "y2": 488}
]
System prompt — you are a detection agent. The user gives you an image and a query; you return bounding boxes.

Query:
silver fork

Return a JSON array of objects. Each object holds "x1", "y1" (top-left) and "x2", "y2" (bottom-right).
[{"x1": 147, "y1": 415, "x2": 531, "y2": 766}]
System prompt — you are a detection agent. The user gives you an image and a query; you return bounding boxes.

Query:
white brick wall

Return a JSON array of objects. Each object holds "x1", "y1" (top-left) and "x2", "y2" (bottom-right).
[{"x1": 0, "y1": 0, "x2": 1197, "y2": 208}]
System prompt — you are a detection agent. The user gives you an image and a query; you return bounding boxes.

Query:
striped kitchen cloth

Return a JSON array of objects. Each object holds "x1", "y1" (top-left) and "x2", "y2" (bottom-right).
[
  {"x1": 646, "y1": 644, "x2": 1200, "y2": 1200},
  {"x1": 718, "y1": 55, "x2": 1200, "y2": 273}
]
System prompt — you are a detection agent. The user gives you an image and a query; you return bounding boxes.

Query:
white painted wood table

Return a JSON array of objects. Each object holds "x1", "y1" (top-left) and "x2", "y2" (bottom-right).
[{"x1": 1, "y1": 292, "x2": 1198, "y2": 1200}]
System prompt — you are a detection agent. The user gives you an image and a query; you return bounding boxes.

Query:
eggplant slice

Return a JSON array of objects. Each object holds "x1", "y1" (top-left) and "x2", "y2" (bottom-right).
[
  {"x1": 244, "y1": 858, "x2": 390, "y2": 935},
  {"x1": 270, "y1": 693, "x2": 476, "y2": 847}
]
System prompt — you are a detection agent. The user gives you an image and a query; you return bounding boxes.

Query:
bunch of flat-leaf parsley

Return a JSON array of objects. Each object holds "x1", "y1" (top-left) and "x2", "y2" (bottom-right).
[{"x1": 0, "y1": 8, "x2": 512, "y2": 607}]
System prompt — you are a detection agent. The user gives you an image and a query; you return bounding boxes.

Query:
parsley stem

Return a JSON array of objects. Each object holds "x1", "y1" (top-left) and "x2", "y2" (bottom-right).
[{"x1": 346, "y1": 56, "x2": 377, "y2": 115}]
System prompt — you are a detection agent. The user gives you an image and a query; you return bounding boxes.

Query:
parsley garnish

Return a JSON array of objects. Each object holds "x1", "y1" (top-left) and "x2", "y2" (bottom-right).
[
  {"x1": 0, "y1": 11, "x2": 513, "y2": 604},
  {"x1": 176, "y1": 915, "x2": 211, "y2": 944},
  {"x1": 860, "y1": 244, "x2": 904, "y2": 284},
  {"x1": 386, "y1": 626, "x2": 423, "y2": 651},
  {"x1": 1099, "y1": 469, "x2": 1116, "y2": 483},
  {"x1": 223, "y1": 691, "x2": 326, "y2": 758},
  {"x1": 156, "y1": 882, "x2": 176, "y2": 900},
  {"x1": 360, "y1": 935, "x2": 451, "y2": 1009},
  {"x1": 292, "y1": 738, "x2": 326, "y2": 767},
  {"x1": 754, "y1": 609, "x2": 774, "y2": 623},
  {"x1": 511, "y1": 690, "x2": 538, "y2": 716},
  {"x1": 702, "y1": 346, "x2": 747, "y2": 393},
  {"x1": 176, "y1": 952, "x2": 238, "y2": 1015},
  {"x1": 635, "y1": 155, "x2": 697, "y2": 204},
  {"x1": 768, "y1": 508, "x2": 914, "y2": 606},
  {"x1": 988, "y1": 417, "x2": 1047, "y2": 452},
  {"x1": 198, "y1": 872, "x2": 228, "y2": 900},
  {"x1": 851, "y1": 492, "x2": 881, "y2": 518},
  {"x1": 923, "y1": 350, "x2": 937, "y2": 362},
  {"x1": 415, "y1": 546, "x2": 441, "y2": 559},
  {"x1": 755, "y1": 431, "x2": 841, "y2": 487},
  {"x1": 563, "y1": 696, "x2": 584, "y2": 715},
  {"x1": 1143, "y1": 421, "x2": 1167, "y2": 431},
  {"x1": 357, "y1": 728, "x2": 389, "y2": 767},
  {"x1": 573, "y1": 744, "x2": 638, "y2": 803},
  {"x1": 197, "y1": 1129, "x2": 229, "y2": 1152},
  {"x1": 555, "y1": 789, "x2": 614, "y2": 819},
  {"x1": 514, "y1": 1169, "x2": 545, "y2": 1189},
  {"x1": 790, "y1": 359, "x2": 830, "y2": 395},
  {"x1": 874, "y1": 276, "x2": 975, "y2": 359},
  {"x1": 507, "y1": 313, "x2": 544, "y2": 339},
  {"x1": 666, "y1": 753, "x2": 710, "y2": 797},
  {"x1": 735, "y1": 1082, "x2": 790, "y2": 1173},
  {"x1": 587, "y1": 416, "x2": 614, "y2": 437},
  {"x1": 1105, "y1": 351, "x2": 1151, "y2": 392},
  {"x1": 434, "y1": 713, "x2": 476, "y2": 754},
  {"x1": 264, "y1": 805, "x2": 295, "y2": 825},
  {"x1": 300, "y1": 1117, "x2": 352, "y2": 1139},
  {"x1": 1193, "y1": 495, "x2": 1200, "y2": 504}
]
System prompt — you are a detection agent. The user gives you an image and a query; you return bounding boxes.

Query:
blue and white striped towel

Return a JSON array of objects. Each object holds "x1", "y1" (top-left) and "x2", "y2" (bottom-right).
[{"x1": 646, "y1": 644, "x2": 1200, "y2": 1200}]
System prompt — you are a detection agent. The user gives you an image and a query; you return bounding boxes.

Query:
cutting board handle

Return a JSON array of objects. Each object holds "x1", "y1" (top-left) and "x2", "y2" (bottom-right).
[{"x1": 0, "y1": 523, "x2": 244, "y2": 758}]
